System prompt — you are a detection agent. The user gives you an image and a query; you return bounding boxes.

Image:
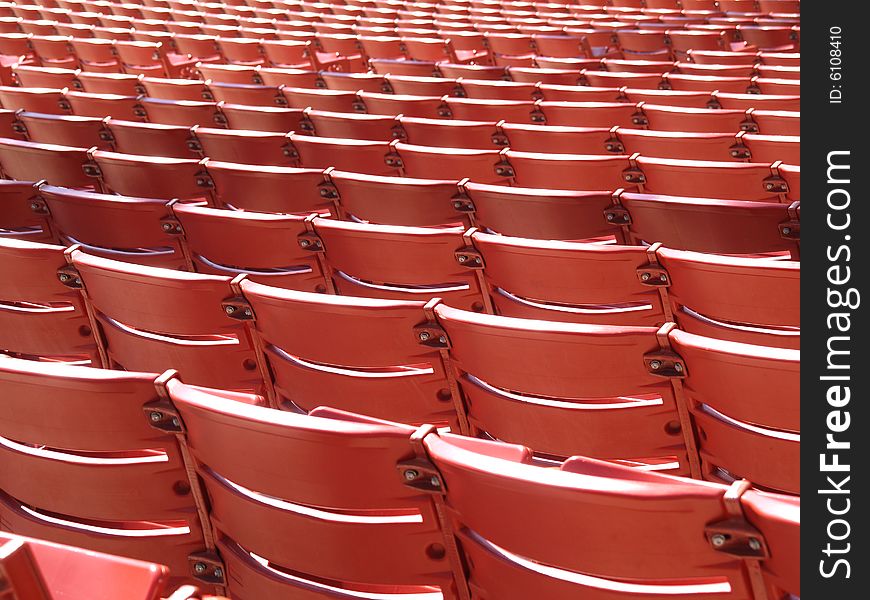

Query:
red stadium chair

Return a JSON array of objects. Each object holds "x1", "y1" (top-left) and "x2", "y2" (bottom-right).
[
  {"x1": 398, "y1": 116, "x2": 497, "y2": 149},
  {"x1": 0, "y1": 138, "x2": 94, "y2": 190},
  {"x1": 0, "y1": 238, "x2": 99, "y2": 363},
  {"x1": 309, "y1": 218, "x2": 485, "y2": 310},
  {"x1": 0, "y1": 180, "x2": 52, "y2": 242},
  {"x1": 461, "y1": 183, "x2": 623, "y2": 241},
  {"x1": 532, "y1": 101, "x2": 639, "y2": 127},
  {"x1": 612, "y1": 191, "x2": 800, "y2": 257},
  {"x1": 499, "y1": 124, "x2": 612, "y2": 154},
  {"x1": 188, "y1": 127, "x2": 294, "y2": 166},
  {"x1": 105, "y1": 120, "x2": 198, "y2": 159},
  {"x1": 302, "y1": 109, "x2": 397, "y2": 141},
  {"x1": 357, "y1": 91, "x2": 445, "y2": 118},
  {"x1": 387, "y1": 142, "x2": 505, "y2": 183},
  {"x1": 64, "y1": 91, "x2": 147, "y2": 121},
  {"x1": 324, "y1": 169, "x2": 463, "y2": 227},
  {"x1": 669, "y1": 329, "x2": 799, "y2": 493},
  {"x1": 85, "y1": 150, "x2": 211, "y2": 202},
  {"x1": 498, "y1": 151, "x2": 633, "y2": 191},
  {"x1": 203, "y1": 160, "x2": 330, "y2": 214},
  {"x1": 657, "y1": 246, "x2": 799, "y2": 348},
  {"x1": 216, "y1": 103, "x2": 305, "y2": 133},
  {"x1": 431, "y1": 302, "x2": 695, "y2": 468},
  {"x1": 442, "y1": 97, "x2": 535, "y2": 123},
  {"x1": 13, "y1": 112, "x2": 113, "y2": 150},
  {"x1": 164, "y1": 381, "x2": 459, "y2": 598},
  {"x1": 170, "y1": 203, "x2": 326, "y2": 290},
  {"x1": 0, "y1": 86, "x2": 69, "y2": 114},
  {"x1": 287, "y1": 134, "x2": 396, "y2": 176},
  {"x1": 37, "y1": 184, "x2": 186, "y2": 269},
  {"x1": 470, "y1": 231, "x2": 667, "y2": 325},
  {"x1": 640, "y1": 103, "x2": 749, "y2": 133},
  {"x1": 67, "y1": 249, "x2": 261, "y2": 391}
]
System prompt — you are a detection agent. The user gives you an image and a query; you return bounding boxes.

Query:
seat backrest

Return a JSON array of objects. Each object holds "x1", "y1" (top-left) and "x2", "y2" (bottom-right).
[
  {"x1": 0, "y1": 138, "x2": 94, "y2": 190},
  {"x1": 14, "y1": 112, "x2": 113, "y2": 151},
  {"x1": 105, "y1": 120, "x2": 198, "y2": 159},
  {"x1": 89, "y1": 149, "x2": 211, "y2": 201},
  {"x1": 617, "y1": 192, "x2": 798, "y2": 256},
  {"x1": 311, "y1": 218, "x2": 485, "y2": 311},
  {"x1": 303, "y1": 109, "x2": 397, "y2": 141},
  {"x1": 38, "y1": 184, "x2": 186, "y2": 269},
  {"x1": 634, "y1": 156, "x2": 783, "y2": 202},
  {"x1": 657, "y1": 247, "x2": 799, "y2": 348},
  {"x1": 171, "y1": 203, "x2": 325, "y2": 291},
  {"x1": 288, "y1": 134, "x2": 397, "y2": 176},
  {"x1": 641, "y1": 104, "x2": 749, "y2": 133},
  {"x1": 202, "y1": 160, "x2": 330, "y2": 214},
  {"x1": 433, "y1": 303, "x2": 691, "y2": 469},
  {"x1": 502, "y1": 151, "x2": 632, "y2": 191},
  {"x1": 0, "y1": 238, "x2": 98, "y2": 362},
  {"x1": 140, "y1": 97, "x2": 221, "y2": 128},
  {"x1": 669, "y1": 329, "x2": 800, "y2": 494},
  {"x1": 390, "y1": 142, "x2": 506, "y2": 183},
  {"x1": 216, "y1": 103, "x2": 305, "y2": 133},
  {"x1": 239, "y1": 279, "x2": 461, "y2": 428},
  {"x1": 326, "y1": 169, "x2": 466, "y2": 226},
  {"x1": 0, "y1": 180, "x2": 52, "y2": 242},
  {"x1": 399, "y1": 116, "x2": 499, "y2": 150},
  {"x1": 425, "y1": 432, "x2": 792, "y2": 599},
  {"x1": 471, "y1": 231, "x2": 666, "y2": 325},
  {"x1": 463, "y1": 183, "x2": 620, "y2": 241},
  {"x1": 190, "y1": 127, "x2": 294, "y2": 167},
  {"x1": 0, "y1": 357, "x2": 205, "y2": 582},
  {"x1": 167, "y1": 381, "x2": 456, "y2": 597},
  {"x1": 499, "y1": 123, "x2": 611, "y2": 154},
  {"x1": 69, "y1": 249, "x2": 260, "y2": 390}
]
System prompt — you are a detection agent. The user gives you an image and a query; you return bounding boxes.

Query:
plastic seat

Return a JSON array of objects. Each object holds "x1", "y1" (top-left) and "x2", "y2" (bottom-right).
[
  {"x1": 189, "y1": 127, "x2": 294, "y2": 166},
  {"x1": 68, "y1": 249, "x2": 261, "y2": 391},
  {"x1": 508, "y1": 67, "x2": 581, "y2": 85},
  {"x1": 615, "y1": 87, "x2": 711, "y2": 108},
  {"x1": 456, "y1": 79, "x2": 540, "y2": 101},
  {"x1": 205, "y1": 82, "x2": 285, "y2": 107},
  {"x1": 632, "y1": 156, "x2": 785, "y2": 202},
  {"x1": 388, "y1": 142, "x2": 505, "y2": 183},
  {"x1": 325, "y1": 169, "x2": 465, "y2": 226},
  {"x1": 499, "y1": 124, "x2": 612, "y2": 154},
  {"x1": 386, "y1": 74, "x2": 461, "y2": 97},
  {"x1": 243, "y1": 281, "x2": 462, "y2": 426},
  {"x1": 0, "y1": 238, "x2": 98, "y2": 363},
  {"x1": 261, "y1": 39, "x2": 315, "y2": 69},
  {"x1": 687, "y1": 49, "x2": 759, "y2": 65},
  {"x1": 614, "y1": 191, "x2": 800, "y2": 257},
  {"x1": 164, "y1": 381, "x2": 457, "y2": 597},
  {"x1": 309, "y1": 218, "x2": 485, "y2": 310},
  {"x1": 171, "y1": 203, "x2": 326, "y2": 290},
  {"x1": 470, "y1": 231, "x2": 666, "y2": 325},
  {"x1": 739, "y1": 26, "x2": 799, "y2": 51},
  {"x1": 616, "y1": 129, "x2": 738, "y2": 161},
  {"x1": 37, "y1": 184, "x2": 186, "y2": 269},
  {"x1": 603, "y1": 59, "x2": 673, "y2": 74},
  {"x1": 0, "y1": 531, "x2": 175, "y2": 600},
  {"x1": 656, "y1": 246, "x2": 799, "y2": 348},
  {"x1": 0, "y1": 357, "x2": 215, "y2": 587},
  {"x1": 738, "y1": 133, "x2": 800, "y2": 165},
  {"x1": 280, "y1": 86, "x2": 360, "y2": 112},
  {"x1": 203, "y1": 160, "x2": 330, "y2": 214},
  {"x1": 12, "y1": 66, "x2": 79, "y2": 90},
  {"x1": 320, "y1": 71, "x2": 388, "y2": 93},
  {"x1": 195, "y1": 63, "x2": 259, "y2": 84},
  {"x1": 437, "y1": 63, "x2": 506, "y2": 80},
  {"x1": 498, "y1": 151, "x2": 633, "y2": 191},
  {"x1": 63, "y1": 91, "x2": 145, "y2": 121},
  {"x1": 359, "y1": 36, "x2": 408, "y2": 60},
  {"x1": 140, "y1": 98, "x2": 220, "y2": 127},
  {"x1": 670, "y1": 329, "x2": 799, "y2": 493},
  {"x1": 461, "y1": 182, "x2": 622, "y2": 241},
  {"x1": 105, "y1": 120, "x2": 198, "y2": 159},
  {"x1": 0, "y1": 86, "x2": 69, "y2": 115},
  {"x1": 29, "y1": 36, "x2": 79, "y2": 70},
  {"x1": 532, "y1": 101, "x2": 639, "y2": 127},
  {"x1": 582, "y1": 70, "x2": 663, "y2": 89},
  {"x1": 139, "y1": 77, "x2": 212, "y2": 102},
  {"x1": 13, "y1": 112, "x2": 113, "y2": 150},
  {"x1": 216, "y1": 103, "x2": 305, "y2": 133},
  {"x1": 640, "y1": 104, "x2": 749, "y2": 133},
  {"x1": 0, "y1": 180, "x2": 52, "y2": 242},
  {"x1": 615, "y1": 29, "x2": 670, "y2": 59},
  {"x1": 115, "y1": 40, "x2": 196, "y2": 78},
  {"x1": 355, "y1": 91, "x2": 443, "y2": 119},
  {"x1": 0, "y1": 138, "x2": 94, "y2": 190},
  {"x1": 70, "y1": 38, "x2": 121, "y2": 72},
  {"x1": 440, "y1": 97, "x2": 532, "y2": 123},
  {"x1": 259, "y1": 67, "x2": 324, "y2": 90},
  {"x1": 287, "y1": 134, "x2": 396, "y2": 176},
  {"x1": 87, "y1": 150, "x2": 211, "y2": 202},
  {"x1": 398, "y1": 116, "x2": 498, "y2": 150},
  {"x1": 664, "y1": 73, "x2": 752, "y2": 93},
  {"x1": 369, "y1": 58, "x2": 439, "y2": 77},
  {"x1": 668, "y1": 29, "x2": 728, "y2": 58},
  {"x1": 431, "y1": 303, "x2": 692, "y2": 467},
  {"x1": 174, "y1": 35, "x2": 221, "y2": 63},
  {"x1": 423, "y1": 432, "x2": 799, "y2": 599},
  {"x1": 713, "y1": 92, "x2": 799, "y2": 112},
  {"x1": 73, "y1": 71, "x2": 143, "y2": 96},
  {"x1": 301, "y1": 109, "x2": 396, "y2": 141}
]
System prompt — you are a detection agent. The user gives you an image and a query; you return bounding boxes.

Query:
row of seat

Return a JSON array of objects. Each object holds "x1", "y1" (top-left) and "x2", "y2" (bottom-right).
[
  {"x1": 2, "y1": 184, "x2": 801, "y2": 332},
  {"x1": 0, "y1": 135, "x2": 801, "y2": 200},
  {"x1": 0, "y1": 354, "x2": 800, "y2": 598},
  {"x1": 0, "y1": 532, "x2": 212, "y2": 600},
  {"x1": 0, "y1": 236, "x2": 800, "y2": 492},
  {"x1": 7, "y1": 109, "x2": 800, "y2": 167}
]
